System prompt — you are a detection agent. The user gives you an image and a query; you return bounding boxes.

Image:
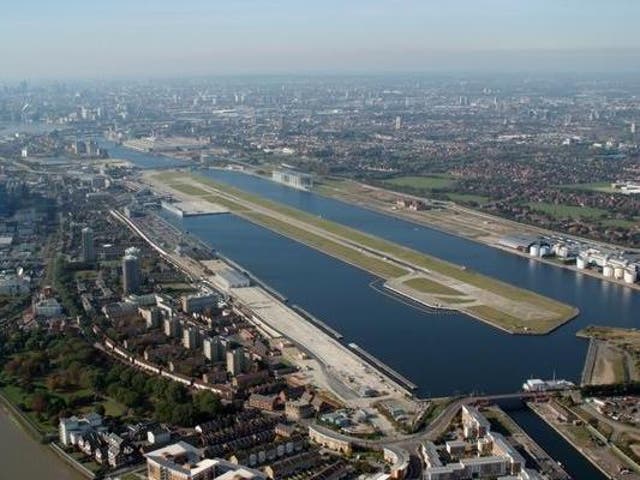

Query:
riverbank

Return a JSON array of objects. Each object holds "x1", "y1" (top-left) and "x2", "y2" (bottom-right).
[
  {"x1": 528, "y1": 400, "x2": 635, "y2": 480},
  {"x1": 485, "y1": 404, "x2": 571, "y2": 479},
  {"x1": 147, "y1": 169, "x2": 578, "y2": 335},
  {"x1": 0, "y1": 394, "x2": 86, "y2": 480}
]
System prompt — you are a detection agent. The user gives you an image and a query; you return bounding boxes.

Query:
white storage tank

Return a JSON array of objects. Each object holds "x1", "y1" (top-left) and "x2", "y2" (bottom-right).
[
  {"x1": 557, "y1": 245, "x2": 569, "y2": 258},
  {"x1": 539, "y1": 245, "x2": 551, "y2": 257},
  {"x1": 576, "y1": 256, "x2": 587, "y2": 270},
  {"x1": 614, "y1": 266, "x2": 625, "y2": 280},
  {"x1": 624, "y1": 269, "x2": 637, "y2": 284},
  {"x1": 529, "y1": 244, "x2": 540, "y2": 257},
  {"x1": 602, "y1": 264, "x2": 614, "y2": 278}
]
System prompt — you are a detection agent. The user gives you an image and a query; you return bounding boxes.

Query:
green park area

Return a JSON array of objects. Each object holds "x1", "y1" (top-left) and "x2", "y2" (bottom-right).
[
  {"x1": 383, "y1": 174, "x2": 455, "y2": 190},
  {"x1": 526, "y1": 201, "x2": 607, "y2": 220},
  {"x1": 444, "y1": 193, "x2": 490, "y2": 205},
  {"x1": 0, "y1": 330, "x2": 224, "y2": 436}
]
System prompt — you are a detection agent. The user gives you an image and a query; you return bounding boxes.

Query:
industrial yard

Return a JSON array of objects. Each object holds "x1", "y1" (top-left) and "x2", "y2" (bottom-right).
[
  {"x1": 145, "y1": 170, "x2": 577, "y2": 335},
  {"x1": 578, "y1": 326, "x2": 640, "y2": 385}
]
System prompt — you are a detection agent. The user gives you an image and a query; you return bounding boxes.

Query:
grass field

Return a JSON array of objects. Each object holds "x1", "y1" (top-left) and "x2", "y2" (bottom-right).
[
  {"x1": 445, "y1": 193, "x2": 490, "y2": 205},
  {"x1": 465, "y1": 305, "x2": 531, "y2": 332},
  {"x1": 154, "y1": 172, "x2": 577, "y2": 334},
  {"x1": 384, "y1": 175, "x2": 454, "y2": 190},
  {"x1": 403, "y1": 277, "x2": 462, "y2": 296},
  {"x1": 527, "y1": 201, "x2": 607, "y2": 219},
  {"x1": 1, "y1": 372, "x2": 128, "y2": 434},
  {"x1": 601, "y1": 218, "x2": 639, "y2": 229}
]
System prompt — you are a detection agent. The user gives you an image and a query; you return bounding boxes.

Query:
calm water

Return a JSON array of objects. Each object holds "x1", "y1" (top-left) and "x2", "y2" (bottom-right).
[
  {"x1": 115, "y1": 144, "x2": 640, "y2": 395},
  {"x1": 0, "y1": 408, "x2": 83, "y2": 480},
  {"x1": 169, "y1": 167, "x2": 639, "y2": 396},
  {"x1": 504, "y1": 403, "x2": 607, "y2": 480}
]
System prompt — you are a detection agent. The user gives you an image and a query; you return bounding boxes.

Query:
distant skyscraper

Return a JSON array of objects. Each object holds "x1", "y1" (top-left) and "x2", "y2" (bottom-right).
[
  {"x1": 226, "y1": 348, "x2": 245, "y2": 376},
  {"x1": 203, "y1": 336, "x2": 225, "y2": 362},
  {"x1": 632, "y1": 122, "x2": 637, "y2": 134},
  {"x1": 395, "y1": 116, "x2": 402, "y2": 131},
  {"x1": 182, "y1": 327, "x2": 200, "y2": 350},
  {"x1": 122, "y1": 247, "x2": 141, "y2": 295},
  {"x1": 81, "y1": 227, "x2": 95, "y2": 263}
]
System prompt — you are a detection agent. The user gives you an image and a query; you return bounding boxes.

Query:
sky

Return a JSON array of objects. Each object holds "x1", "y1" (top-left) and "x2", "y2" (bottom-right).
[{"x1": 1, "y1": 0, "x2": 640, "y2": 79}]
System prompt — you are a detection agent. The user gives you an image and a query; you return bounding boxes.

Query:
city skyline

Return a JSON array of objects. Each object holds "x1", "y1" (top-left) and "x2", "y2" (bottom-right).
[{"x1": 2, "y1": 0, "x2": 640, "y2": 79}]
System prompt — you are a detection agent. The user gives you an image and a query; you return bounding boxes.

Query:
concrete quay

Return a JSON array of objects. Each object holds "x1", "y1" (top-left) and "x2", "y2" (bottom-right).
[
  {"x1": 223, "y1": 283, "x2": 416, "y2": 406},
  {"x1": 161, "y1": 199, "x2": 229, "y2": 217}
]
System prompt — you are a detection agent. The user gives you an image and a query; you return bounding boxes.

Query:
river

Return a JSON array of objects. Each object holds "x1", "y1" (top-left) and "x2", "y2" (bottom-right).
[
  {"x1": 106, "y1": 142, "x2": 625, "y2": 479},
  {"x1": 504, "y1": 402, "x2": 608, "y2": 480},
  {"x1": 154, "y1": 165, "x2": 640, "y2": 397},
  {"x1": 0, "y1": 407, "x2": 83, "y2": 480}
]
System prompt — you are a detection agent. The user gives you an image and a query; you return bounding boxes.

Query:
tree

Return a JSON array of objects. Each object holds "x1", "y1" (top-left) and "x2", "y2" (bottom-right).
[
  {"x1": 164, "y1": 383, "x2": 188, "y2": 403},
  {"x1": 171, "y1": 403, "x2": 195, "y2": 427},
  {"x1": 30, "y1": 392, "x2": 49, "y2": 414},
  {"x1": 194, "y1": 391, "x2": 221, "y2": 420},
  {"x1": 154, "y1": 400, "x2": 173, "y2": 423}
]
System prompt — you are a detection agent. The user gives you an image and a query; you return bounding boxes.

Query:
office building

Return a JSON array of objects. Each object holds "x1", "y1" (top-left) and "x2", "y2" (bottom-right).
[
  {"x1": 226, "y1": 347, "x2": 245, "y2": 376},
  {"x1": 81, "y1": 227, "x2": 95, "y2": 263},
  {"x1": 122, "y1": 247, "x2": 141, "y2": 295},
  {"x1": 182, "y1": 326, "x2": 200, "y2": 350},
  {"x1": 164, "y1": 317, "x2": 181, "y2": 338},
  {"x1": 203, "y1": 336, "x2": 225, "y2": 362},
  {"x1": 182, "y1": 292, "x2": 219, "y2": 314}
]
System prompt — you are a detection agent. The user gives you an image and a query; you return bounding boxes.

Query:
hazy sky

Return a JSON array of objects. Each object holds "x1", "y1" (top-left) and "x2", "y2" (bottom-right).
[{"x1": 2, "y1": 0, "x2": 639, "y2": 78}]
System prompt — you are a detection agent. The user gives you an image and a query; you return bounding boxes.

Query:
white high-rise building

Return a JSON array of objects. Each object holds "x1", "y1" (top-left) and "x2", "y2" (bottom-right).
[
  {"x1": 226, "y1": 347, "x2": 245, "y2": 376},
  {"x1": 81, "y1": 227, "x2": 95, "y2": 263},
  {"x1": 122, "y1": 248, "x2": 141, "y2": 295},
  {"x1": 203, "y1": 336, "x2": 225, "y2": 362}
]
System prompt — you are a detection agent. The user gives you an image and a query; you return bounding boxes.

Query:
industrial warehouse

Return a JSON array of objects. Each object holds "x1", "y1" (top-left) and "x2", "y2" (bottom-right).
[{"x1": 498, "y1": 234, "x2": 640, "y2": 285}]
